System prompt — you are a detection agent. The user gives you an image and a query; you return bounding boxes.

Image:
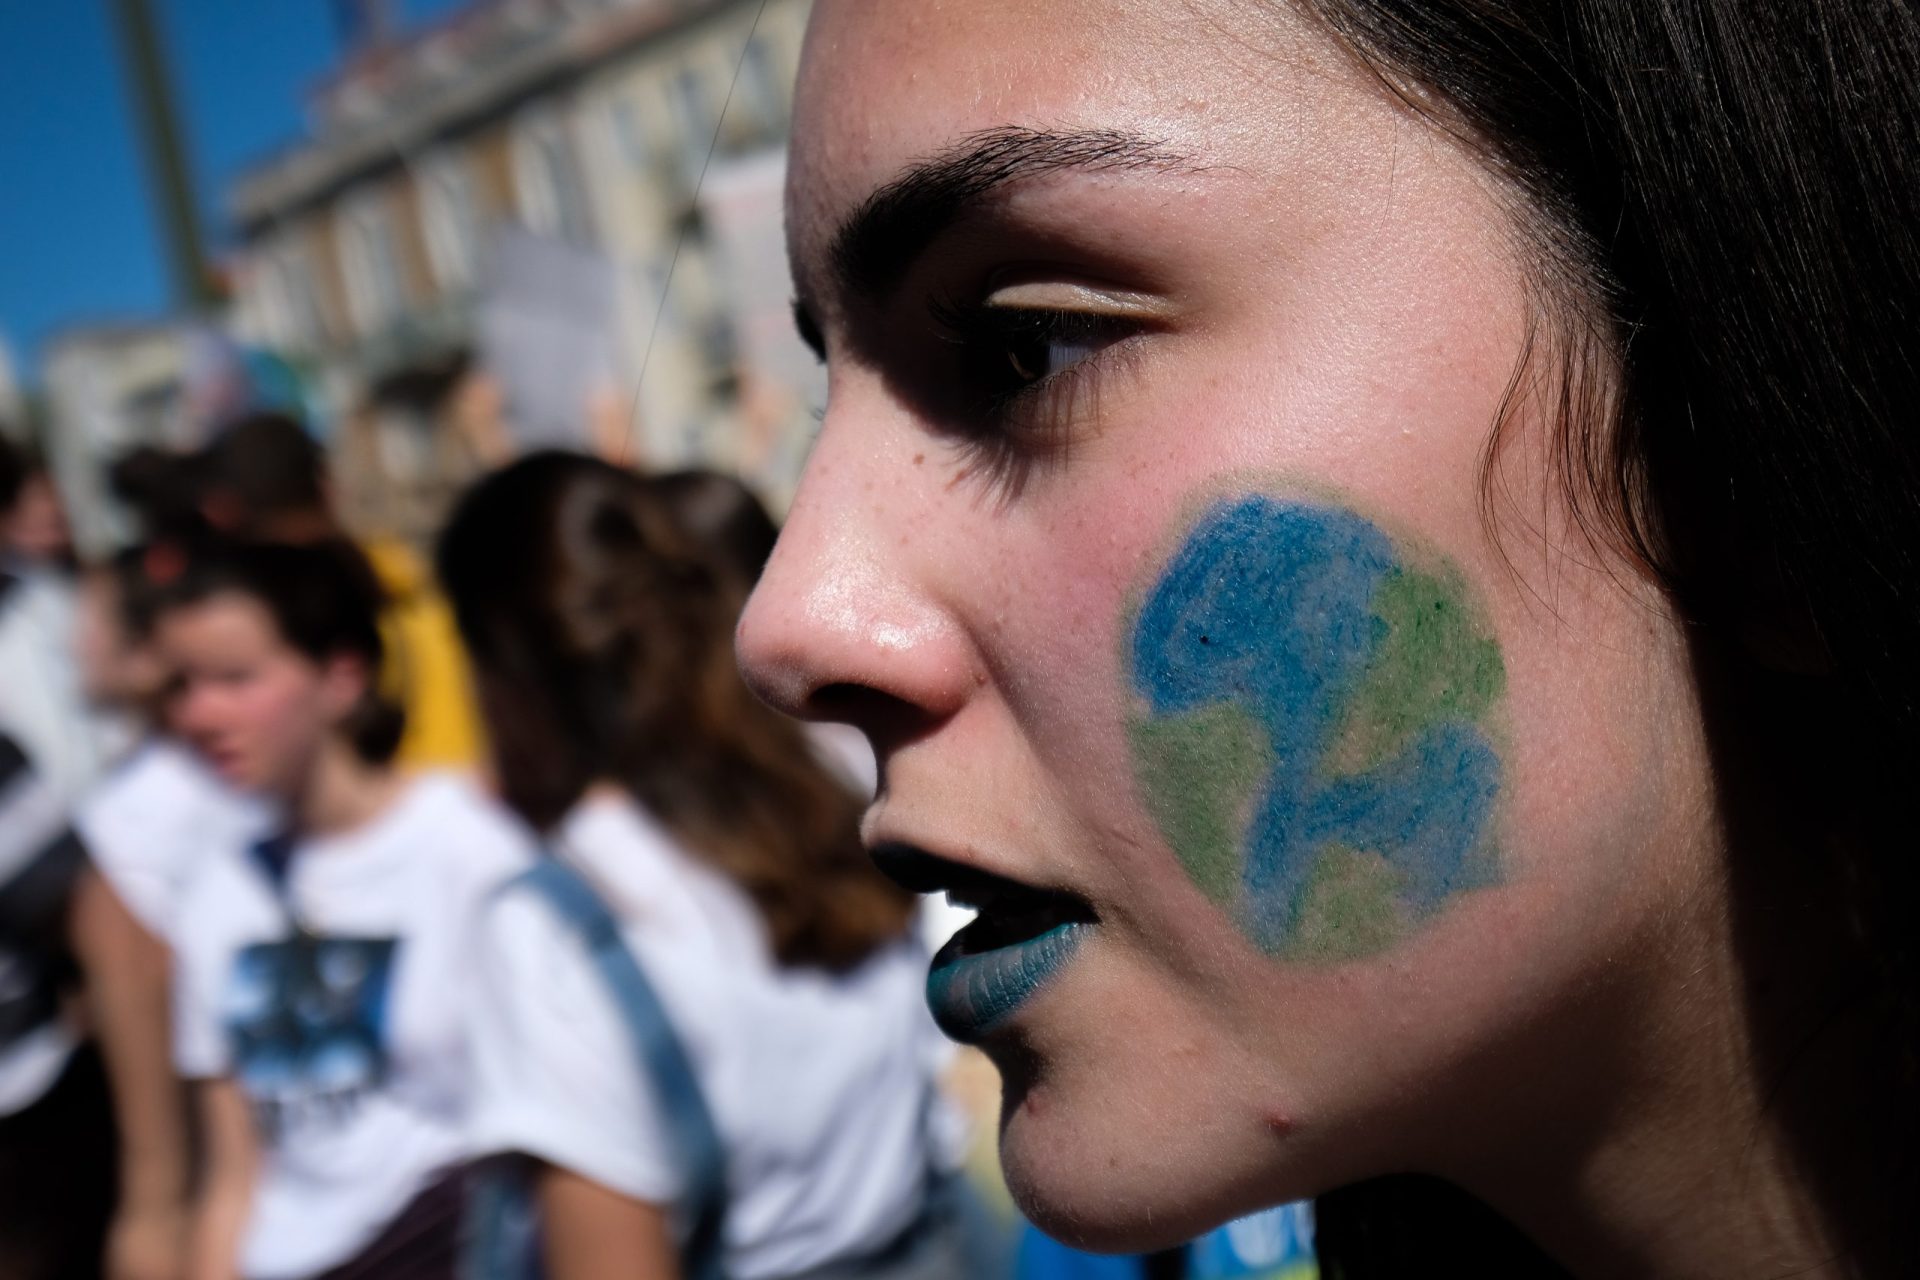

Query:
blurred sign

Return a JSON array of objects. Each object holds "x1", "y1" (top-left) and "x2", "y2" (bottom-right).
[
  {"x1": 477, "y1": 225, "x2": 620, "y2": 449},
  {"x1": 699, "y1": 147, "x2": 825, "y2": 507}
]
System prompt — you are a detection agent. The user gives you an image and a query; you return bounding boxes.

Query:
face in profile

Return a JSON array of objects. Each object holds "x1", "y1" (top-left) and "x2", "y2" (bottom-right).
[
  {"x1": 739, "y1": 0, "x2": 1717, "y2": 1251},
  {"x1": 159, "y1": 594, "x2": 351, "y2": 797}
]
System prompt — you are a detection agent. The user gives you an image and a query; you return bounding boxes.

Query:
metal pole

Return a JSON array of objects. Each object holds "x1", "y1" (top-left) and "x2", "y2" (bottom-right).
[{"x1": 105, "y1": 0, "x2": 218, "y2": 310}]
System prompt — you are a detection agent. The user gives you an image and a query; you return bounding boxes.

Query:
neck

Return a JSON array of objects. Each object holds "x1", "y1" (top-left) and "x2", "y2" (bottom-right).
[{"x1": 287, "y1": 740, "x2": 402, "y2": 839}]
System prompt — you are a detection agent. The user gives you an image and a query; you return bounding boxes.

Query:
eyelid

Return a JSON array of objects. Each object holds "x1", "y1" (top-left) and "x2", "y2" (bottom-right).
[{"x1": 980, "y1": 278, "x2": 1172, "y2": 323}]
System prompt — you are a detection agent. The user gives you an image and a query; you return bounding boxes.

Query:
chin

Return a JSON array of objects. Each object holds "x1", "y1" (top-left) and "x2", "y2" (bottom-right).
[
  {"x1": 218, "y1": 760, "x2": 258, "y2": 790},
  {"x1": 988, "y1": 1035, "x2": 1294, "y2": 1255}
]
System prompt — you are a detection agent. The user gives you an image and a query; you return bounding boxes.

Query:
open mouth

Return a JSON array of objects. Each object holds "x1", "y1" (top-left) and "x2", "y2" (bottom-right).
[
  {"x1": 872, "y1": 843, "x2": 1097, "y2": 1042},
  {"x1": 939, "y1": 875, "x2": 1099, "y2": 956}
]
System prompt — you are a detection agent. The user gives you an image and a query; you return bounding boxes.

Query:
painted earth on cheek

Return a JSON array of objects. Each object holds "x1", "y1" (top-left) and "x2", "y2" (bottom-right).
[{"x1": 1127, "y1": 496, "x2": 1505, "y2": 962}]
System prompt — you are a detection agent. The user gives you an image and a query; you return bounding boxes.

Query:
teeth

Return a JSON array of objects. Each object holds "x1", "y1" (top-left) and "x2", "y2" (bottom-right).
[
  {"x1": 948, "y1": 883, "x2": 1060, "y2": 916},
  {"x1": 870, "y1": 843, "x2": 1096, "y2": 927}
]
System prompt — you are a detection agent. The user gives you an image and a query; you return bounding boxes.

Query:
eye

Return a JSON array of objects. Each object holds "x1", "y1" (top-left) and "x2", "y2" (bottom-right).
[
  {"x1": 1004, "y1": 323, "x2": 1107, "y2": 386},
  {"x1": 930, "y1": 297, "x2": 1139, "y2": 417}
]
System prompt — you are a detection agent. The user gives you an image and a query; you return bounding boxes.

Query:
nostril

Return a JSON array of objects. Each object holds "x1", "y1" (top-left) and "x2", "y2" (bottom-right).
[
  {"x1": 808, "y1": 682, "x2": 875, "y2": 721},
  {"x1": 808, "y1": 683, "x2": 941, "y2": 756}
]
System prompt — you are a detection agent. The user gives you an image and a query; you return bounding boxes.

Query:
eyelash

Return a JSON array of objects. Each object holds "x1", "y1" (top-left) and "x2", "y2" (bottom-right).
[{"x1": 927, "y1": 294, "x2": 1140, "y2": 490}]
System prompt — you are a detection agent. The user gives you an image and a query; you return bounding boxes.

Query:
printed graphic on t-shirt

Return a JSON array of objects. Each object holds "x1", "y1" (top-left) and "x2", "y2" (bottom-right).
[
  {"x1": 224, "y1": 934, "x2": 399, "y2": 1141},
  {"x1": 1187, "y1": 1203, "x2": 1317, "y2": 1279}
]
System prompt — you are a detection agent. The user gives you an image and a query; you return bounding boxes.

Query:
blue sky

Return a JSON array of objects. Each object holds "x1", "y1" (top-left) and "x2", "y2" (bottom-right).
[{"x1": 0, "y1": 0, "x2": 468, "y2": 374}]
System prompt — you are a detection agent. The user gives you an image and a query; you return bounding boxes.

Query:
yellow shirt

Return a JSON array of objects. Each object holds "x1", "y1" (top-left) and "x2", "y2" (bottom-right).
[{"x1": 360, "y1": 538, "x2": 485, "y2": 770}]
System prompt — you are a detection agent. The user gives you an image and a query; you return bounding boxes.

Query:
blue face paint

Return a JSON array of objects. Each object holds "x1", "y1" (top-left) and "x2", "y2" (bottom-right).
[
  {"x1": 1128, "y1": 496, "x2": 1505, "y2": 960},
  {"x1": 927, "y1": 923, "x2": 1092, "y2": 1044}
]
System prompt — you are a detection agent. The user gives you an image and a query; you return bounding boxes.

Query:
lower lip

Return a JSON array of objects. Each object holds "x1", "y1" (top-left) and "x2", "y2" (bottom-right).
[{"x1": 927, "y1": 921, "x2": 1091, "y2": 1043}]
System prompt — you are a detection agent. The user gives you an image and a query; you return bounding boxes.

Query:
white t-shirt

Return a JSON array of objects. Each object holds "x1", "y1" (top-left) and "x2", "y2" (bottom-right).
[
  {"x1": 468, "y1": 793, "x2": 941, "y2": 1280},
  {"x1": 78, "y1": 738, "x2": 268, "y2": 946},
  {"x1": 0, "y1": 567, "x2": 116, "y2": 807},
  {"x1": 172, "y1": 772, "x2": 531, "y2": 1280}
]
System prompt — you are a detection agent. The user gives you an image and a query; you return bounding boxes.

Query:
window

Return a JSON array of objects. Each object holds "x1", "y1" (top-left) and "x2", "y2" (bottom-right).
[
  {"x1": 610, "y1": 93, "x2": 653, "y2": 176},
  {"x1": 672, "y1": 66, "x2": 718, "y2": 187},
  {"x1": 511, "y1": 110, "x2": 595, "y2": 246},
  {"x1": 418, "y1": 153, "x2": 484, "y2": 291},
  {"x1": 739, "y1": 31, "x2": 788, "y2": 138},
  {"x1": 258, "y1": 241, "x2": 329, "y2": 351},
  {"x1": 339, "y1": 194, "x2": 407, "y2": 336},
  {"x1": 272, "y1": 243, "x2": 328, "y2": 351}
]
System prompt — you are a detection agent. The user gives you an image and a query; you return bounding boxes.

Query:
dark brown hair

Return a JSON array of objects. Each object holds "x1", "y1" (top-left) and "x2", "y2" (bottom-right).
[
  {"x1": 438, "y1": 451, "x2": 913, "y2": 972},
  {"x1": 197, "y1": 412, "x2": 329, "y2": 527},
  {"x1": 158, "y1": 538, "x2": 404, "y2": 766},
  {"x1": 649, "y1": 469, "x2": 782, "y2": 589},
  {"x1": 1280, "y1": 1, "x2": 1919, "y2": 1273},
  {"x1": 0, "y1": 435, "x2": 27, "y2": 518}
]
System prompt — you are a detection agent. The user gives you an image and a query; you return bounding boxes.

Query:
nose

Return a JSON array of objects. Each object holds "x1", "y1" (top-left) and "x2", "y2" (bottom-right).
[{"x1": 737, "y1": 407, "x2": 977, "y2": 744}]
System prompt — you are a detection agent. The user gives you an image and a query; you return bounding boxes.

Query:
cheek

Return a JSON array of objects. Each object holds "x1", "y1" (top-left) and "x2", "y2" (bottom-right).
[
  {"x1": 1116, "y1": 496, "x2": 1508, "y2": 960},
  {"x1": 239, "y1": 673, "x2": 329, "y2": 756},
  {"x1": 1003, "y1": 484, "x2": 1708, "y2": 1168}
]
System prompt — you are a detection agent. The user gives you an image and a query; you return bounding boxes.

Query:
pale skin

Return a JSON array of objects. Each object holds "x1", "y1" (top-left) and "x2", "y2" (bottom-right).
[
  {"x1": 159, "y1": 596, "x2": 407, "y2": 1280},
  {"x1": 736, "y1": 2, "x2": 1836, "y2": 1276},
  {"x1": 536, "y1": 1166, "x2": 678, "y2": 1280},
  {"x1": 70, "y1": 869, "x2": 191, "y2": 1280}
]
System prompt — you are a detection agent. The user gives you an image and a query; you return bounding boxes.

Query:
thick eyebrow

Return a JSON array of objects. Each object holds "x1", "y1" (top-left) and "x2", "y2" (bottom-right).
[{"x1": 827, "y1": 126, "x2": 1190, "y2": 302}]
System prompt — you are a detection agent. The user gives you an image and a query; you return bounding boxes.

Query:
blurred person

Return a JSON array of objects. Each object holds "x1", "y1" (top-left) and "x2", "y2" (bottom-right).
[
  {"x1": 75, "y1": 546, "x2": 269, "y2": 944},
  {"x1": 72, "y1": 546, "x2": 272, "y2": 1280},
  {"x1": 5, "y1": 462, "x2": 75, "y2": 572},
  {"x1": 110, "y1": 449, "x2": 217, "y2": 546},
  {"x1": 136, "y1": 414, "x2": 484, "y2": 771},
  {"x1": 648, "y1": 465, "x2": 994, "y2": 1250},
  {"x1": 649, "y1": 467, "x2": 878, "y2": 802},
  {"x1": 0, "y1": 436, "x2": 116, "y2": 803},
  {"x1": 155, "y1": 540, "x2": 527, "y2": 1280},
  {"x1": 0, "y1": 460, "x2": 120, "y2": 1278},
  {"x1": 0, "y1": 727, "x2": 117, "y2": 1280},
  {"x1": 439, "y1": 452, "x2": 970, "y2": 1280},
  {"x1": 649, "y1": 469, "x2": 782, "y2": 589}
]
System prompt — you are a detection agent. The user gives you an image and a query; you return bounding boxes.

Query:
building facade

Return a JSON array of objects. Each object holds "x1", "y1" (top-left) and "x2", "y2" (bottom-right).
[{"x1": 227, "y1": 0, "x2": 818, "y2": 539}]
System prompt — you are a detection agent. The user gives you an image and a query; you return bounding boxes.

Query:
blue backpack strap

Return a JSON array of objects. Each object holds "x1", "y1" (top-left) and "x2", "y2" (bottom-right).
[{"x1": 514, "y1": 856, "x2": 729, "y2": 1280}]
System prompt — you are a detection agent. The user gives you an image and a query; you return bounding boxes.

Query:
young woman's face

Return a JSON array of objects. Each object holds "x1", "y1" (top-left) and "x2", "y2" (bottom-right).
[
  {"x1": 739, "y1": 0, "x2": 1717, "y2": 1249},
  {"x1": 159, "y1": 594, "x2": 350, "y2": 797}
]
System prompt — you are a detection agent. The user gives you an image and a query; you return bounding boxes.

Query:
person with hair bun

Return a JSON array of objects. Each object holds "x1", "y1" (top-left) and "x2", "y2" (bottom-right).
[
  {"x1": 155, "y1": 540, "x2": 528, "y2": 1280},
  {"x1": 439, "y1": 452, "x2": 968, "y2": 1280}
]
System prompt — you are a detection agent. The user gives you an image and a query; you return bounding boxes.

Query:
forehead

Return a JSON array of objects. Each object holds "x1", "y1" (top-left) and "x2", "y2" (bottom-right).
[
  {"x1": 160, "y1": 593, "x2": 280, "y2": 656},
  {"x1": 787, "y1": 0, "x2": 1352, "y2": 290}
]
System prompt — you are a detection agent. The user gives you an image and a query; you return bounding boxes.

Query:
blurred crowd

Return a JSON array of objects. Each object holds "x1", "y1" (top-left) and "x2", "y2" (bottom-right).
[
  {"x1": 0, "y1": 413, "x2": 1312, "y2": 1280},
  {"x1": 0, "y1": 410, "x2": 959, "y2": 1280}
]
